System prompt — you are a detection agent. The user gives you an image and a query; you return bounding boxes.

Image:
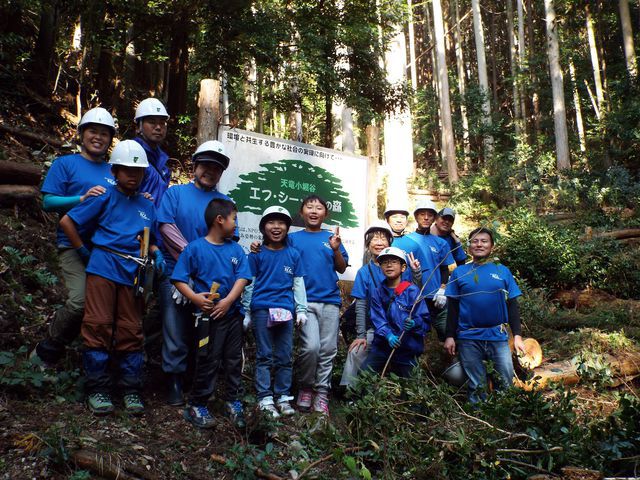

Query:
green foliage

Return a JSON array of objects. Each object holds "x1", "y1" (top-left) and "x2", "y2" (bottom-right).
[
  {"x1": 223, "y1": 442, "x2": 275, "y2": 480},
  {"x1": 0, "y1": 346, "x2": 46, "y2": 388}
]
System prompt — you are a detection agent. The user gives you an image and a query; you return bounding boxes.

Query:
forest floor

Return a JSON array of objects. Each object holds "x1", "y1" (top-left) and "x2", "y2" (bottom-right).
[{"x1": 1, "y1": 96, "x2": 640, "y2": 480}]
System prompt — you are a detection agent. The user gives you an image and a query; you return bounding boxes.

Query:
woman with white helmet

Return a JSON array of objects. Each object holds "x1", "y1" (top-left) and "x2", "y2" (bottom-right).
[
  {"x1": 33, "y1": 107, "x2": 118, "y2": 367},
  {"x1": 133, "y1": 98, "x2": 171, "y2": 207}
]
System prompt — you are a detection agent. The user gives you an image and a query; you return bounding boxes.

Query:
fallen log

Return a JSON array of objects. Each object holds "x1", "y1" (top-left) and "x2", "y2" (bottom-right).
[
  {"x1": 72, "y1": 449, "x2": 153, "y2": 480},
  {"x1": 516, "y1": 351, "x2": 640, "y2": 391},
  {"x1": 0, "y1": 161, "x2": 42, "y2": 185},
  {"x1": 581, "y1": 227, "x2": 640, "y2": 241},
  {"x1": 0, "y1": 123, "x2": 64, "y2": 148},
  {"x1": 210, "y1": 453, "x2": 285, "y2": 480},
  {"x1": 0, "y1": 185, "x2": 39, "y2": 204}
]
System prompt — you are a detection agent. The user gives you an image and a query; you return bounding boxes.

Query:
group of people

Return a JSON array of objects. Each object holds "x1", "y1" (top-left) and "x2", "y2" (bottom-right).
[{"x1": 31, "y1": 97, "x2": 526, "y2": 430}]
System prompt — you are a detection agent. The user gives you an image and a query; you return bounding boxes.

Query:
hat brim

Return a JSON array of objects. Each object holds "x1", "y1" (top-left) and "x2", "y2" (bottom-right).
[{"x1": 193, "y1": 151, "x2": 229, "y2": 170}]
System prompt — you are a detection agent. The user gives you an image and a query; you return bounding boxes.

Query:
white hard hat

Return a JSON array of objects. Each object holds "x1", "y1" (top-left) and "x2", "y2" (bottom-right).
[
  {"x1": 134, "y1": 98, "x2": 169, "y2": 121},
  {"x1": 259, "y1": 206, "x2": 292, "y2": 233},
  {"x1": 383, "y1": 203, "x2": 409, "y2": 218},
  {"x1": 413, "y1": 199, "x2": 438, "y2": 216},
  {"x1": 377, "y1": 246, "x2": 407, "y2": 264},
  {"x1": 192, "y1": 140, "x2": 230, "y2": 170},
  {"x1": 109, "y1": 140, "x2": 149, "y2": 168},
  {"x1": 365, "y1": 220, "x2": 393, "y2": 241},
  {"x1": 78, "y1": 107, "x2": 116, "y2": 135}
]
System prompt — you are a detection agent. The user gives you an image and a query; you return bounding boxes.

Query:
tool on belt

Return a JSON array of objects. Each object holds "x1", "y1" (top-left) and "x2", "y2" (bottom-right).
[
  {"x1": 132, "y1": 227, "x2": 154, "y2": 302},
  {"x1": 194, "y1": 282, "x2": 221, "y2": 357}
]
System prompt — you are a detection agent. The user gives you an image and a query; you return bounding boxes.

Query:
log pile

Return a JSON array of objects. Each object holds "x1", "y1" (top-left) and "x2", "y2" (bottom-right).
[{"x1": 0, "y1": 160, "x2": 42, "y2": 205}]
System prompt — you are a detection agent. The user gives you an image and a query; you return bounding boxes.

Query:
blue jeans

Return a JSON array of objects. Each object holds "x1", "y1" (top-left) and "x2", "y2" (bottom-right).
[
  {"x1": 252, "y1": 309, "x2": 293, "y2": 400},
  {"x1": 361, "y1": 338, "x2": 418, "y2": 378},
  {"x1": 159, "y1": 277, "x2": 193, "y2": 374},
  {"x1": 457, "y1": 338, "x2": 515, "y2": 403}
]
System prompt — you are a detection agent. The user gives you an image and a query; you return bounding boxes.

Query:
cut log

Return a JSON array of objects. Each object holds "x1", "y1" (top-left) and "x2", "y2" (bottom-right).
[
  {"x1": 0, "y1": 185, "x2": 39, "y2": 204},
  {"x1": 71, "y1": 449, "x2": 144, "y2": 480},
  {"x1": 0, "y1": 123, "x2": 64, "y2": 147},
  {"x1": 0, "y1": 161, "x2": 42, "y2": 185},
  {"x1": 581, "y1": 228, "x2": 640, "y2": 241}
]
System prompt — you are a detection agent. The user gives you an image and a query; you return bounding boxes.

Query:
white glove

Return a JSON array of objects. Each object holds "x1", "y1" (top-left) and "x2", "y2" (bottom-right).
[
  {"x1": 243, "y1": 314, "x2": 252, "y2": 332},
  {"x1": 434, "y1": 287, "x2": 447, "y2": 309},
  {"x1": 296, "y1": 312, "x2": 308, "y2": 327},
  {"x1": 171, "y1": 285, "x2": 189, "y2": 305}
]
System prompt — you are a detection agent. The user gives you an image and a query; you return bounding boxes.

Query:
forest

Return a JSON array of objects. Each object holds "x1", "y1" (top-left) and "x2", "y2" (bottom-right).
[{"x1": 0, "y1": 0, "x2": 639, "y2": 479}]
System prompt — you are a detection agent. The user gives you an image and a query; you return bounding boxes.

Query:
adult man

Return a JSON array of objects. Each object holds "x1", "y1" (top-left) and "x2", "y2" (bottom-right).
[
  {"x1": 157, "y1": 140, "x2": 236, "y2": 405},
  {"x1": 443, "y1": 227, "x2": 525, "y2": 403},
  {"x1": 431, "y1": 207, "x2": 467, "y2": 266},
  {"x1": 133, "y1": 98, "x2": 171, "y2": 207},
  {"x1": 406, "y1": 199, "x2": 455, "y2": 341}
]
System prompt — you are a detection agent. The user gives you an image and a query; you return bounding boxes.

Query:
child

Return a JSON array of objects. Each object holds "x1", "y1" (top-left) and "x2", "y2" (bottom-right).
[
  {"x1": 242, "y1": 206, "x2": 307, "y2": 418},
  {"x1": 289, "y1": 195, "x2": 349, "y2": 415},
  {"x1": 171, "y1": 198, "x2": 251, "y2": 429},
  {"x1": 361, "y1": 247, "x2": 430, "y2": 378},
  {"x1": 33, "y1": 107, "x2": 117, "y2": 367},
  {"x1": 59, "y1": 140, "x2": 163, "y2": 415}
]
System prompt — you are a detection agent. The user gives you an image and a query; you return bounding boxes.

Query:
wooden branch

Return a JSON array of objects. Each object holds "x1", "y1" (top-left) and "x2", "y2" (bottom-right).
[
  {"x1": 72, "y1": 449, "x2": 153, "y2": 480},
  {"x1": 210, "y1": 453, "x2": 286, "y2": 480},
  {"x1": 0, "y1": 123, "x2": 64, "y2": 147},
  {"x1": 496, "y1": 457, "x2": 559, "y2": 476},
  {"x1": 0, "y1": 161, "x2": 42, "y2": 185},
  {"x1": 0, "y1": 185, "x2": 39, "y2": 204},
  {"x1": 497, "y1": 446, "x2": 563, "y2": 455},
  {"x1": 298, "y1": 447, "x2": 363, "y2": 479}
]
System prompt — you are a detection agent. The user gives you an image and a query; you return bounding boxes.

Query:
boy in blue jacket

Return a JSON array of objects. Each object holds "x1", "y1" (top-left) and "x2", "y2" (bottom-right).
[{"x1": 361, "y1": 247, "x2": 430, "y2": 378}]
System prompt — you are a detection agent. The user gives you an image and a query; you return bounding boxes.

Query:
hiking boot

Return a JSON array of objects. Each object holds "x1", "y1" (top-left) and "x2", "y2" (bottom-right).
[
  {"x1": 184, "y1": 405, "x2": 215, "y2": 429},
  {"x1": 167, "y1": 374, "x2": 184, "y2": 406},
  {"x1": 123, "y1": 393, "x2": 145, "y2": 415},
  {"x1": 296, "y1": 388, "x2": 313, "y2": 412},
  {"x1": 225, "y1": 400, "x2": 246, "y2": 429},
  {"x1": 312, "y1": 391, "x2": 329, "y2": 415},
  {"x1": 276, "y1": 397, "x2": 296, "y2": 416},
  {"x1": 258, "y1": 396, "x2": 280, "y2": 418},
  {"x1": 86, "y1": 392, "x2": 114, "y2": 415}
]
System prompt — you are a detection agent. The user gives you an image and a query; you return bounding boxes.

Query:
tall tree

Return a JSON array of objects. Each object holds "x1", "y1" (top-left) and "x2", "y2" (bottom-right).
[
  {"x1": 619, "y1": 0, "x2": 637, "y2": 78},
  {"x1": 506, "y1": 0, "x2": 522, "y2": 134},
  {"x1": 544, "y1": 0, "x2": 570, "y2": 170},
  {"x1": 471, "y1": 0, "x2": 494, "y2": 157},
  {"x1": 568, "y1": 57, "x2": 587, "y2": 153},
  {"x1": 586, "y1": 2, "x2": 605, "y2": 118},
  {"x1": 452, "y1": 0, "x2": 471, "y2": 161},
  {"x1": 432, "y1": 0, "x2": 458, "y2": 183}
]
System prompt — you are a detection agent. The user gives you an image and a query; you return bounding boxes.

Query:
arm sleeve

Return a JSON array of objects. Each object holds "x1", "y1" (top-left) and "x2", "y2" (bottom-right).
[
  {"x1": 507, "y1": 297, "x2": 522, "y2": 336},
  {"x1": 445, "y1": 298, "x2": 460, "y2": 338},
  {"x1": 160, "y1": 223, "x2": 189, "y2": 261},
  {"x1": 411, "y1": 266, "x2": 422, "y2": 288},
  {"x1": 42, "y1": 194, "x2": 82, "y2": 214},
  {"x1": 355, "y1": 298, "x2": 368, "y2": 339},
  {"x1": 293, "y1": 276, "x2": 307, "y2": 313},
  {"x1": 242, "y1": 278, "x2": 255, "y2": 313},
  {"x1": 412, "y1": 296, "x2": 431, "y2": 335},
  {"x1": 439, "y1": 264, "x2": 450, "y2": 286}
]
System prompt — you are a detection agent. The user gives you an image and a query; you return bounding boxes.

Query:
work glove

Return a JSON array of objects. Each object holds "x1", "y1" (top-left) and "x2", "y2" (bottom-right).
[
  {"x1": 153, "y1": 250, "x2": 166, "y2": 278},
  {"x1": 434, "y1": 287, "x2": 447, "y2": 309},
  {"x1": 296, "y1": 312, "x2": 308, "y2": 327},
  {"x1": 386, "y1": 333, "x2": 401, "y2": 349},
  {"x1": 75, "y1": 245, "x2": 91, "y2": 265},
  {"x1": 171, "y1": 285, "x2": 188, "y2": 305},
  {"x1": 243, "y1": 314, "x2": 252, "y2": 332},
  {"x1": 403, "y1": 317, "x2": 415, "y2": 331}
]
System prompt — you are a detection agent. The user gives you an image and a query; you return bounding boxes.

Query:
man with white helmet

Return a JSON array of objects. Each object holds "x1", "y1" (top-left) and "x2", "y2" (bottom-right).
[
  {"x1": 133, "y1": 98, "x2": 171, "y2": 207},
  {"x1": 59, "y1": 140, "x2": 164, "y2": 415},
  {"x1": 32, "y1": 107, "x2": 118, "y2": 367},
  {"x1": 156, "y1": 139, "x2": 237, "y2": 406}
]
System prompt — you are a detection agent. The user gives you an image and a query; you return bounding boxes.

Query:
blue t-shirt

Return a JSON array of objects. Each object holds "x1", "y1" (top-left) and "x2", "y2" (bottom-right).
[
  {"x1": 41, "y1": 153, "x2": 116, "y2": 248},
  {"x1": 288, "y1": 230, "x2": 349, "y2": 305},
  {"x1": 445, "y1": 262, "x2": 522, "y2": 341},
  {"x1": 247, "y1": 246, "x2": 304, "y2": 312},
  {"x1": 407, "y1": 232, "x2": 455, "y2": 298},
  {"x1": 440, "y1": 234, "x2": 467, "y2": 265},
  {"x1": 134, "y1": 137, "x2": 170, "y2": 208},
  {"x1": 351, "y1": 260, "x2": 413, "y2": 300},
  {"x1": 67, "y1": 186, "x2": 157, "y2": 286},
  {"x1": 171, "y1": 237, "x2": 252, "y2": 316},
  {"x1": 157, "y1": 182, "x2": 236, "y2": 274}
]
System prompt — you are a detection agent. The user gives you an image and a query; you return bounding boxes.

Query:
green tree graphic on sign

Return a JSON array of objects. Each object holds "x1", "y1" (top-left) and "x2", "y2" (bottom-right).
[{"x1": 229, "y1": 159, "x2": 359, "y2": 227}]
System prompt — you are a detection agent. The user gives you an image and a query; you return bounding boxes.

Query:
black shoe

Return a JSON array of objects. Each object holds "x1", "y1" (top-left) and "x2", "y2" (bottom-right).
[{"x1": 167, "y1": 374, "x2": 184, "y2": 406}]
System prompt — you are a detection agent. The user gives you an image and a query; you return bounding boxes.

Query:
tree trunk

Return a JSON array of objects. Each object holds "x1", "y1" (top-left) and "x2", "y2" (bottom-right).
[
  {"x1": 507, "y1": 0, "x2": 522, "y2": 135},
  {"x1": 257, "y1": 69, "x2": 264, "y2": 134},
  {"x1": 196, "y1": 79, "x2": 220, "y2": 146},
  {"x1": 569, "y1": 58, "x2": 587, "y2": 152},
  {"x1": 586, "y1": 3, "x2": 605, "y2": 118},
  {"x1": 408, "y1": 0, "x2": 418, "y2": 90},
  {"x1": 366, "y1": 124, "x2": 380, "y2": 224},
  {"x1": 433, "y1": 0, "x2": 459, "y2": 184},
  {"x1": 526, "y1": 0, "x2": 541, "y2": 141},
  {"x1": 222, "y1": 76, "x2": 230, "y2": 126},
  {"x1": 544, "y1": 0, "x2": 571, "y2": 170},
  {"x1": 471, "y1": 0, "x2": 494, "y2": 158},
  {"x1": 619, "y1": 0, "x2": 637, "y2": 78},
  {"x1": 489, "y1": 11, "x2": 499, "y2": 110},
  {"x1": 31, "y1": 0, "x2": 59, "y2": 92},
  {"x1": 246, "y1": 60, "x2": 257, "y2": 131},
  {"x1": 323, "y1": 94, "x2": 333, "y2": 148},
  {"x1": 167, "y1": 15, "x2": 190, "y2": 117},
  {"x1": 0, "y1": 162, "x2": 42, "y2": 186},
  {"x1": 516, "y1": 0, "x2": 528, "y2": 137},
  {"x1": 453, "y1": 0, "x2": 471, "y2": 162}
]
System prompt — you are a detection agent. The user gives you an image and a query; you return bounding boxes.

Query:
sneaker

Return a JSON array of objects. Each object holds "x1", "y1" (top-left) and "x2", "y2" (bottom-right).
[
  {"x1": 312, "y1": 392, "x2": 329, "y2": 415},
  {"x1": 258, "y1": 396, "x2": 280, "y2": 418},
  {"x1": 225, "y1": 400, "x2": 246, "y2": 429},
  {"x1": 123, "y1": 393, "x2": 145, "y2": 415},
  {"x1": 276, "y1": 397, "x2": 296, "y2": 416},
  {"x1": 29, "y1": 346, "x2": 56, "y2": 371},
  {"x1": 184, "y1": 405, "x2": 215, "y2": 429},
  {"x1": 86, "y1": 392, "x2": 114, "y2": 415},
  {"x1": 296, "y1": 389, "x2": 313, "y2": 412}
]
